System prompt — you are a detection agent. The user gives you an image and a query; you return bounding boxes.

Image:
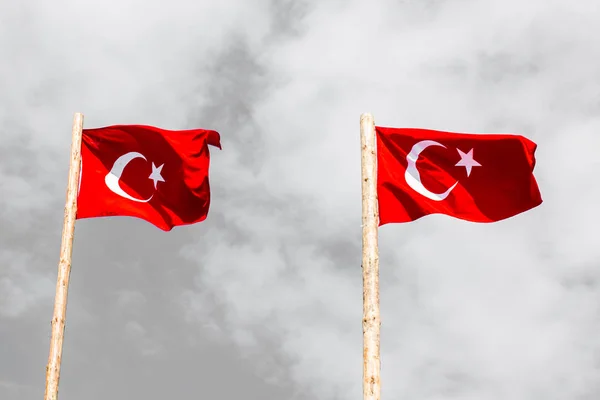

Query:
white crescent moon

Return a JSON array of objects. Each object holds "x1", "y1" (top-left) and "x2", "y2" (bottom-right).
[
  {"x1": 404, "y1": 140, "x2": 458, "y2": 201},
  {"x1": 104, "y1": 152, "x2": 153, "y2": 203}
]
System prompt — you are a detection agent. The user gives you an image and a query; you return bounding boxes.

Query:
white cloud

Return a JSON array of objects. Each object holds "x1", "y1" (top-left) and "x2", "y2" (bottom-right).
[
  {"x1": 181, "y1": 0, "x2": 600, "y2": 399},
  {"x1": 1, "y1": 0, "x2": 600, "y2": 399}
]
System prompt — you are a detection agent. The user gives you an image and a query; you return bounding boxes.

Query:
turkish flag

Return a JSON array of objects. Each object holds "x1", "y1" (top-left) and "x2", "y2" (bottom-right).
[
  {"x1": 376, "y1": 127, "x2": 542, "y2": 225},
  {"x1": 77, "y1": 125, "x2": 221, "y2": 231}
]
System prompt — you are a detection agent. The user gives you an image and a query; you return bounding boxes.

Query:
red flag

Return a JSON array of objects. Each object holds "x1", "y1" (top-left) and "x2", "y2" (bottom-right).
[
  {"x1": 76, "y1": 125, "x2": 221, "y2": 231},
  {"x1": 376, "y1": 127, "x2": 542, "y2": 225}
]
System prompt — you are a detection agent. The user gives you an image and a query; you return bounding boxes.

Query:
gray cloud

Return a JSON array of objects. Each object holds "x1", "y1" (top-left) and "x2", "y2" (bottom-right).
[{"x1": 2, "y1": 0, "x2": 600, "y2": 399}]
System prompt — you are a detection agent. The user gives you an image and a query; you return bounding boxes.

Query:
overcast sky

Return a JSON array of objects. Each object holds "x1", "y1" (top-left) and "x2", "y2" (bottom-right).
[{"x1": 2, "y1": 0, "x2": 600, "y2": 399}]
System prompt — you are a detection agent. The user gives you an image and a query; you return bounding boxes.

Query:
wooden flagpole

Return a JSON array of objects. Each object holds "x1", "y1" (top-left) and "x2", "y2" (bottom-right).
[
  {"x1": 360, "y1": 113, "x2": 380, "y2": 400},
  {"x1": 44, "y1": 112, "x2": 84, "y2": 400}
]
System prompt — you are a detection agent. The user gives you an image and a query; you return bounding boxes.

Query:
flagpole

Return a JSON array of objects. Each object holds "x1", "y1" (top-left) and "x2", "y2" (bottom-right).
[
  {"x1": 44, "y1": 112, "x2": 84, "y2": 400},
  {"x1": 360, "y1": 113, "x2": 380, "y2": 400}
]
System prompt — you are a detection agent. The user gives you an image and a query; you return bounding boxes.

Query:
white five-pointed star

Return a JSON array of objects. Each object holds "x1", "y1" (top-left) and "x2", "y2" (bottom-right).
[
  {"x1": 455, "y1": 148, "x2": 481, "y2": 177},
  {"x1": 148, "y1": 162, "x2": 165, "y2": 189}
]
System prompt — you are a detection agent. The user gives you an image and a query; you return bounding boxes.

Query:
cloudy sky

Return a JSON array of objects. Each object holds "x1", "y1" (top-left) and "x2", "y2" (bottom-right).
[{"x1": 2, "y1": 0, "x2": 600, "y2": 399}]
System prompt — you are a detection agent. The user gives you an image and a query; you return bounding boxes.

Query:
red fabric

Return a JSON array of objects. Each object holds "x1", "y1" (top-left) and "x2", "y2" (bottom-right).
[
  {"x1": 77, "y1": 125, "x2": 221, "y2": 231},
  {"x1": 376, "y1": 126, "x2": 542, "y2": 225}
]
